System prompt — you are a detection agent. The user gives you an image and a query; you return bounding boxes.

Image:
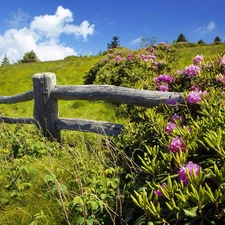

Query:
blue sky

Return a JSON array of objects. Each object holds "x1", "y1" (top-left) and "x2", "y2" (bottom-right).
[{"x1": 0, "y1": 0, "x2": 224, "y2": 63}]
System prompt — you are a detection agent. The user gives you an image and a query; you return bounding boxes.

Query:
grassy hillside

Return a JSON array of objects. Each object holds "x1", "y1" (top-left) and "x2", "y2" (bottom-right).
[
  {"x1": 0, "y1": 43, "x2": 225, "y2": 122},
  {"x1": 175, "y1": 43, "x2": 225, "y2": 68},
  {"x1": 1, "y1": 44, "x2": 225, "y2": 224},
  {"x1": 0, "y1": 55, "x2": 124, "y2": 123}
]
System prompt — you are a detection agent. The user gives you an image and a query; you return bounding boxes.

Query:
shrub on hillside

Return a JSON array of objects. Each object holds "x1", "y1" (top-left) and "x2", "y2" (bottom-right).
[
  {"x1": 171, "y1": 42, "x2": 198, "y2": 49},
  {"x1": 121, "y1": 53, "x2": 225, "y2": 224},
  {"x1": 83, "y1": 43, "x2": 179, "y2": 89}
]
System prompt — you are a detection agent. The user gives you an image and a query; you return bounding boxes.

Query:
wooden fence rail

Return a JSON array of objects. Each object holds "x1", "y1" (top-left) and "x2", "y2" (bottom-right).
[{"x1": 0, "y1": 72, "x2": 183, "y2": 140}]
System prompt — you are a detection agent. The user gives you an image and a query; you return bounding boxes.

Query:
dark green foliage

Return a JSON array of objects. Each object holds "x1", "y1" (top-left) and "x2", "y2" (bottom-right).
[
  {"x1": 214, "y1": 36, "x2": 222, "y2": 44},
  {"x1": 107, "y1": 36, "x2": 120, "y2": 49},
  {"x1": 1, "y1": 55, "x2": 10, "y2": 66},
  {"x1": 20, "y1": 50, "x2": 40, "y2": 63},
  {"x1": 172, "y1": 42, "x2": 197, "y2": 49},
  {"x1": 175, "y1": 33, "x2": 188, "y2": 42},
  {"x1": 197, "y1": 39, "x2": 206, "y2": 45}
]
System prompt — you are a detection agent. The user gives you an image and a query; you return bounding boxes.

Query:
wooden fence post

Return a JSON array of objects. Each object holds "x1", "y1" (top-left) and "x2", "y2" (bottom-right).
[{"x1": 32, "y1": 73, "x2": 60, "y2": 140}]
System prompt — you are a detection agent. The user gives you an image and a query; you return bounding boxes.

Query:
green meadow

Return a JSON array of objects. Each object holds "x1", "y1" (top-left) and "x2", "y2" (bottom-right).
[
  {"x1": 0, "y1": 55, "x2": 123, "y2": 123},
  {"x1": 1, "y1": 43, "x2": 225, "y2": 224}
]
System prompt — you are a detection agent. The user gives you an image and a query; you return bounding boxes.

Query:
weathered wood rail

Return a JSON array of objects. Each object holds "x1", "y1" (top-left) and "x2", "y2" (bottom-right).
[{"x1": 0, "y1": 72, "x2": 183, "y2": 140}]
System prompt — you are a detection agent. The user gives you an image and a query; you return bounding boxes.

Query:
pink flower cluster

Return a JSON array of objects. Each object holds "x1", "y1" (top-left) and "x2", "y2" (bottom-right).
[
  {"x1": 184, "y1": 64, "x2": 201, "y2": 78},
  {"x1": 115, "y1": 55, "x2": 125, "y2": 62},
  {"x1": 168, "y1": 136, "x2": 186, "y2": 153},
  {"x1": 194, "y1": 54, "x2": 204, "y2": 65},
  {"x1": 165, "y1": 122, "x2": 177, "y2": 134},
  {"x1": 139, "y1": 53, "x2": 156, "y2": 62},
  {"x1": 220, "y1": 54, "x2": 225, "y2": 65},
  {"x1": 216, "y1": 74, "x2": 225, "y2": 83},
  {"x1": 178, "y1": 161, "x2": 200, "y2": 185},
  {"x1": 186, "y1": 91, "x2": 202, "y2": 104},
  {"x1": 165, "y1": 114, "x2": 185, "y2": 134},
  {"x1": 153, "y1": 74, "x2": 174, "y2": 92}
]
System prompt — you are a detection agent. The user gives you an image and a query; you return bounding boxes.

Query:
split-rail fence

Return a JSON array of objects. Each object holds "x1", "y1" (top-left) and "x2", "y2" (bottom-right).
[{"x1": 0, "y1": 73, "x2": 183, "y2": 140}]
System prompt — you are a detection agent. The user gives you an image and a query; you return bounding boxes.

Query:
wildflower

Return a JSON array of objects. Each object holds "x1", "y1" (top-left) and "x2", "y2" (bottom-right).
[
  {"x1": 153, "y1": 74, "x2": 174, "y2": 85},
  {"x1": 115, "y1": 56, "x2": 124, "y2": 62},
  {"x1": 186, "y1": 91, "x2": 201, "y2": 104},
  {"x1": 154, "y1": 183, "x2": 167, "y2": 197},
  {"x1": 159, "y1": 84, "x2": 169, "y2": 92},
  {"x1": 169, "y1": 136, "x2": 186, "y2": 153},
  {"x1": 190, "y1": 85, "x2": 200, "y2": 91},
  {"x1": 178, "y1": 161, "x2": 200, "y2": 185},
  {"x1": 170, "y1": 114, "x2": 185, "y2": 126},
  {"x1": 166, "y1": 99, "x2": 178, "y2": 107},
  {"x1": 194, "y1": 54, "x2": 204, "y2": 65},
  {"x1": 176, "y1": 70, "x2": 184, "y2": 75},
  {"x1": 216, "y1": 74, "x2": 225, "y2": 83},
  {"x1": 184, "y1": 65, "x2": 201, "y2": 78},
  {"x1": 220, "y1": 55, "x2": 225, "y2": 65},
  {"x1": 165, "y1": 122, "x2": 177, "y2": 134},
  {"x1": 127, "y1": 55, "x2": 132, "y2": 61}
]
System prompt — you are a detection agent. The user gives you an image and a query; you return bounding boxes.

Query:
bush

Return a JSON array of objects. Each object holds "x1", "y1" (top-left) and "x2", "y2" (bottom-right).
[
  {"x1": 171, "y1": 42, "x2": 198, "y2": 49},
  {"x1": 84, "y1": 43, "x2": 179, "y2": 89},
  {"x1": 125, "y1": 53, "x2": 225, "y2": 224},
  {"x1": 20, "y1": 50, "x2": 40, "y2": 63}
]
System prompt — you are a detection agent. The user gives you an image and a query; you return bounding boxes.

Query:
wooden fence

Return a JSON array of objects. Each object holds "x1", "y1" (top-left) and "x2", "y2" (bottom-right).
[{"x1": 0, "y1": 72, "x2": 183, "y2": 140}]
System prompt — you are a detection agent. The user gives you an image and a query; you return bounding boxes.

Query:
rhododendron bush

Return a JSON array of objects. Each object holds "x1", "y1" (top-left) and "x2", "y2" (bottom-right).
[
  {"x1": 129, "y1": 53, "x2": 225, "y2": 224},
  {"x1": 85, "y1": 46, "x2": 225, "y2": 224}
]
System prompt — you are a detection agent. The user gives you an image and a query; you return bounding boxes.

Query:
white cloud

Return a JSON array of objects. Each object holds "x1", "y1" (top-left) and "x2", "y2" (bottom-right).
[
  {"x1": 6, "y1": 8, "x2": 30, "y2": 28},
  {"x1": 130, "y1": 37, "x2": 141, "y2": 45},
  {"x1": 0, "y1": 6, "x2": 95, "y2": 63},
  {"x1": 196, "y1": 21, "x2": 216, "y2": 34}
]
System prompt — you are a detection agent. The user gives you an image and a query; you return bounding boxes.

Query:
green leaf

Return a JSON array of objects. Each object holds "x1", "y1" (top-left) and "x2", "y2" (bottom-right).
[{"x1": 183, "y1": 208, "x2": 197, "y2": 218}]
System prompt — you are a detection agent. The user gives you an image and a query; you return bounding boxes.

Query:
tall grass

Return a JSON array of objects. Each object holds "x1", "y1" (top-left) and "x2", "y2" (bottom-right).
[{"x1": 0, "y1": 123, "x2": 129, "y2": 224}]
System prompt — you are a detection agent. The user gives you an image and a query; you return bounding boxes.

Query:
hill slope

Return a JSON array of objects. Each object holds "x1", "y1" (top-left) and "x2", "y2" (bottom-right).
[{"x1": 0, "y1": 44, "x2": 225, "y2": 120}]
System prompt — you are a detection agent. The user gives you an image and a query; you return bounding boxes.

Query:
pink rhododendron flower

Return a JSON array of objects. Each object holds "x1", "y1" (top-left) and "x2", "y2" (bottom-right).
[
  {"x1": 216, "y1": 74, "x2": 225, "y2": 83},
  {"x1": 159, "y1": 84, "x2": 169, "y2": 92},
  {"x1": 115, "y1": 56, "x2": 125, "y2": 62},
  {"x1": 154, "y1": 183, "x2": 167, "y2": 197},
  {"x1": 184, "y1": 65, "x2": 201, "y2": 78},
  {"x1": 178, "y1": 161, "x2": 200, "y2": 185},
  {"x1": 127, "y1": 55, "x2": 132, "y2": 61},
  {"x1": 176, "y1": 70, "x2": 184, "y2": 75},
  {"x1": 169, "y1": 136, "x2": 186, "y2": 153},
  {"x1": 220, "y1": 55, "x2": 225, "y2": 65},
  {"x1": 153, "y1": 74, "x2": 174, "y2": 85},
  {"x1": 186, "y1": 91, "x2": 202, "y2": 104},
  {"x1": 165, "y1": 122, "x2": 177, "y2": 134},
  {"x1": 190, "y1": 85, "x2": 200, "y2": 91},
  {"x1": 194, "y1": 54, "x2": 204, "y2": 65}
]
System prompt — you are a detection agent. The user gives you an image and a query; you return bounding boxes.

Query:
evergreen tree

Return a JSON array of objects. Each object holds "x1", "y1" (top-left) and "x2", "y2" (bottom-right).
[
  {"x1": 176, "y1": 33, "x2": 188, "y2": 42},
  {"x1": 213, "y1": 36, "x2": 221, "y2": 44},
  {"x1": 197, "y1": 39, "x2": 205, "y2": 45},
  {"x1": 21, "y1": 50, "x2": 40, "y2": 63},
  {"x1": 1, "y1": 55, "x2": 10, "y2": 66},
  {"x1": 107, "y1": 36, "x2": 120, "y2": 49}
]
